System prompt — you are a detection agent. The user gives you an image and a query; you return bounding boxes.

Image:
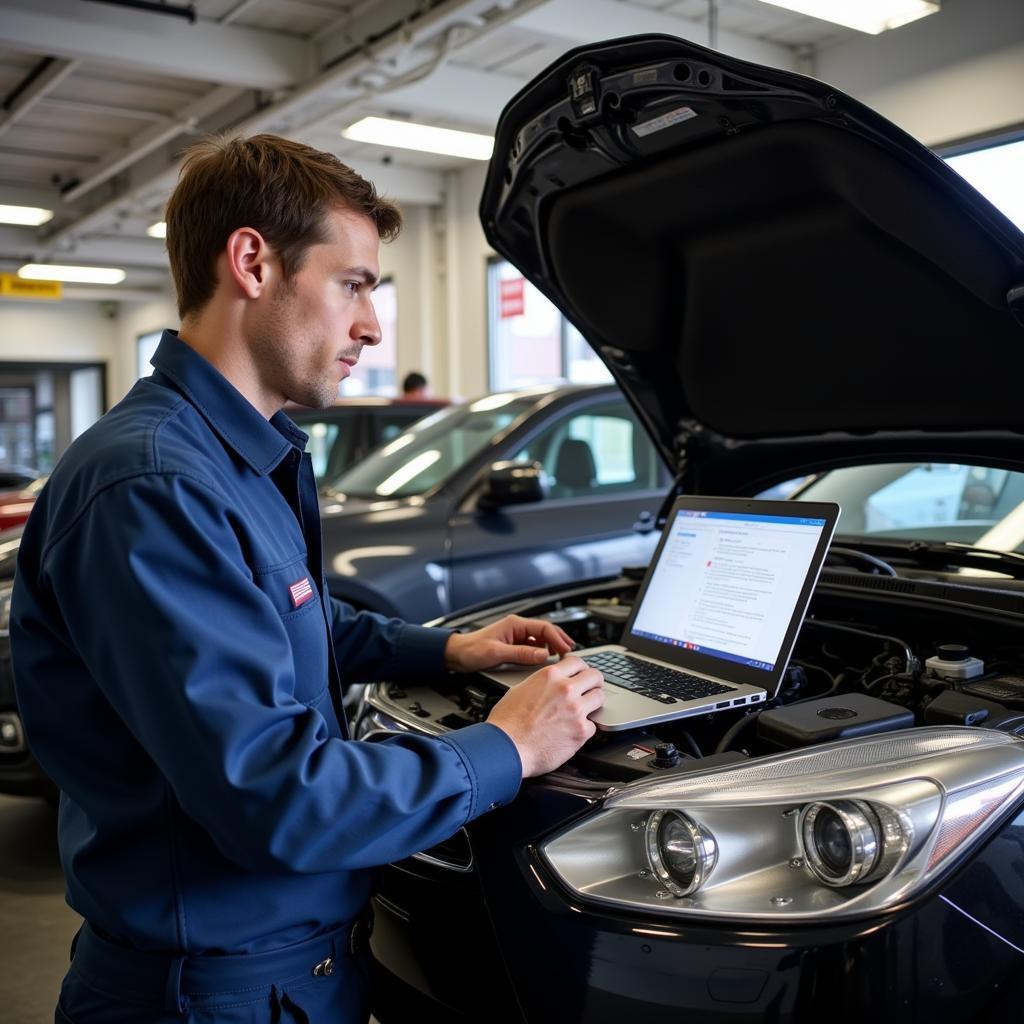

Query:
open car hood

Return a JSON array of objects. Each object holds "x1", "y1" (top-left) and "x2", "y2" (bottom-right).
[{"x1": 480, "y1": 35, "x2": 1024, "y2": 494}]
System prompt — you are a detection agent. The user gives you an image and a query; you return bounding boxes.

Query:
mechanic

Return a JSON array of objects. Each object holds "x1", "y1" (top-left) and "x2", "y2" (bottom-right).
[{"x1": 10, "y1": 134, "x2": 604, "y2": 1024}]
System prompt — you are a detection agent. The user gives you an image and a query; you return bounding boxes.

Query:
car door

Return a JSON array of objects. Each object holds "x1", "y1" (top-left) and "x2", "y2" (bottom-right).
[{"x1": 447, "y1": 396, "x2": 667, "y2": 612}]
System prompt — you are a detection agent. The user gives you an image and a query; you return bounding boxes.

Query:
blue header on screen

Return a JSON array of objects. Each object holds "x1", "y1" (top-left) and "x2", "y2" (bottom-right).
[{"x1": 677, "y1": 511, "x2": 826, "y2": 527}]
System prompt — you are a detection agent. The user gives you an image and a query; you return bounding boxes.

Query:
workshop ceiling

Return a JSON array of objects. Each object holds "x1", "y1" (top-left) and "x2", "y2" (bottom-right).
[{"x1": 0, "y1": 0, "x2": 983, "y2": 295}]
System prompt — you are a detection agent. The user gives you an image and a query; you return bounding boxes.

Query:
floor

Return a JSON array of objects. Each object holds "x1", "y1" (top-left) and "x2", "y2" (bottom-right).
[
  {"x1": 0, "y1": 794, "x2": 80, "y2": 1023},
  {"x1": 0, "y1": 793, "x2": 382, "y2": 1023}
]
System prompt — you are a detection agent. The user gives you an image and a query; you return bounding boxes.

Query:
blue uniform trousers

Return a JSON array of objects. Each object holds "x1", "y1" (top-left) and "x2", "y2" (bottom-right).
[{"x1": 56, "y1": 920, "x2": 370, "y2": 1023}]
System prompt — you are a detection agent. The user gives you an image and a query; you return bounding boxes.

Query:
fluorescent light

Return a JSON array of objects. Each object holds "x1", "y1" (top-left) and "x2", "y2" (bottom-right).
[
  {"x1": 755, "y1": 0, "x2": 939, "y2": 34},
  {"x1": 342, "y1": 117, "x2": 493, "y2": 161},
  {"x1": 0, "y1": 204, "x2": 53, "y2": 226},
  {"x1": 18, "y1": 264, "x2": 126, "y2": 285},
  {"x1": 146, "y1": 221, "x2": 167, "y2": 239}
]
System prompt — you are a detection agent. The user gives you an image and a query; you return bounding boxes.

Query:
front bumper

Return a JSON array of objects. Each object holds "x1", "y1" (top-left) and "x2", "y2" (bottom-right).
[{"x1": 370, "y1": 775, "x2": 1024, "y2": 1024}]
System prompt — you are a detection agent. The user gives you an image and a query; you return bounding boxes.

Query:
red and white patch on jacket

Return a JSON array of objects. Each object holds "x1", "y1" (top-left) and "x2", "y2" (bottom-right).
[{"x1": 288, "y1": 577, "x2": 314, "y2": 608}]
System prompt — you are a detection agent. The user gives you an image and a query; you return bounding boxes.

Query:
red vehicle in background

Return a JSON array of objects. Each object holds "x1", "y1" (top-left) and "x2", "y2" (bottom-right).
[{"x1": 0, "y1": 476, "x2": 46, "y2": 532}]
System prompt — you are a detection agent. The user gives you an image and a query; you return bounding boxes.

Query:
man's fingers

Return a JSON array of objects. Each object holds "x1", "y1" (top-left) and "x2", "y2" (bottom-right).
[
  {"x1": 581, "y1": 684, "x2": 605, "y2": 714},
  {"x1": 551, "y1": 661, "x2": 603, "y2": 695},
  {"x1": 509, "y1": 617, "x2": 574, "y2": 652}
]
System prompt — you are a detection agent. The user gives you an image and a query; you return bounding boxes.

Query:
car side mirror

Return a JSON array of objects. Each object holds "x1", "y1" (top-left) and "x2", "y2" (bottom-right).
[{"x1": 478, "y1": 460, "x2": 548, "y2": 510}]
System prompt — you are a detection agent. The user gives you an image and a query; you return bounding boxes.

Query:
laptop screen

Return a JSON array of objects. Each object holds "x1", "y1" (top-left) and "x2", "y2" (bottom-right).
[{"x1": 625, "y1": 498, "x2": 839, "y2": 688}]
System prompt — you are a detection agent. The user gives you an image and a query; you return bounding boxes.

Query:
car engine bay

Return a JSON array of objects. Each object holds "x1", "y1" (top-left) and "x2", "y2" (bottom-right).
[{"x1": 359, "y1": 559, "x2": 1024, "y2": 788}]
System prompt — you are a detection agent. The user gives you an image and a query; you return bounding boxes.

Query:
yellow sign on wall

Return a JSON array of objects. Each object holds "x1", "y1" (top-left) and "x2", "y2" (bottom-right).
[{"x1": 0, "y1": 273, "x2": 62, "y2": 300}]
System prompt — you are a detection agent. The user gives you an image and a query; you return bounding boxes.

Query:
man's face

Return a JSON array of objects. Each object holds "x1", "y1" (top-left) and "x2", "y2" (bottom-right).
[{"x1": 249, "y1": 205, "x2": 382, "y2": 410}]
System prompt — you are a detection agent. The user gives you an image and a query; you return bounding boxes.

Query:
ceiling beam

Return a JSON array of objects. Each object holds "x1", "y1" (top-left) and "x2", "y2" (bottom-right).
[
  {"x1": 0, "y1": 0, "x2": 313, "y2": 89},
  {"x1": 0, "y1": 57, "x2": 79, "y2": 141},
  {"x1": 61, "y1": 86, "x2": 244, "y2": 203},
  {"x1": 514, "y1": 0, "x2": 798, "y2": 70},
  {"x1": 34, "y1": 0, "x2": 546, "y2": 250}
]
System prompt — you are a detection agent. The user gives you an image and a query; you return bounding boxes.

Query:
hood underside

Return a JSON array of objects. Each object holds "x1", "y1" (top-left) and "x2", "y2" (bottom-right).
[{"x1": 480, "y1": 35, "x2": 1024, "y2": 490}]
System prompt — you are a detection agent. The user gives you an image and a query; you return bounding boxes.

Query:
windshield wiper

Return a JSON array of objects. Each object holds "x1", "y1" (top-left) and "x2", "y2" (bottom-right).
[{"x1": 834, "y1": 536, "x2": 1024, "y2": 581}]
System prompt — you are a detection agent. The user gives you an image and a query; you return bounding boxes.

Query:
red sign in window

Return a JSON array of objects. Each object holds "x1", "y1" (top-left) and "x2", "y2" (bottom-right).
[{"x1": 499, "y1": 277, "x2": 525, "y2": 318}]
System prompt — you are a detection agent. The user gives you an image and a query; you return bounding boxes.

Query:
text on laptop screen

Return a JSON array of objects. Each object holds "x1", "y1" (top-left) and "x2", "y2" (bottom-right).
[{"x1": 630, "y1": 510, "x2": 828, "y2": 673}]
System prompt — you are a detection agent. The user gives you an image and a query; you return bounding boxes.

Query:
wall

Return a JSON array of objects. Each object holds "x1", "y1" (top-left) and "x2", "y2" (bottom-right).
[
  {"x1": 815, "y1": 0, "x2": 1024, "y2": 147},
  {"x1": 0, "y1": 298, "x2": 117, "y2": 400}
]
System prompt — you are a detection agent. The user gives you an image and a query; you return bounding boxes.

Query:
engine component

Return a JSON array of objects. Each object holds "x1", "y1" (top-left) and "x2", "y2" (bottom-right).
[
  {"x1": 757, "y1": 694, "x2": 914, "y2": 750},
  {"x1": 925, "y1": 644, "x2": 985, "y2": 682},
  {"x1": 963, "y1": 673, "x2": 1024, "y2": 708}
]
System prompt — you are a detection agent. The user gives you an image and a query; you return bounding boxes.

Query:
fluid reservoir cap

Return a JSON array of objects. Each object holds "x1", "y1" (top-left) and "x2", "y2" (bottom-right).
[{"x1": 936, "y1": 644, "x2": 970, "y2": 662}]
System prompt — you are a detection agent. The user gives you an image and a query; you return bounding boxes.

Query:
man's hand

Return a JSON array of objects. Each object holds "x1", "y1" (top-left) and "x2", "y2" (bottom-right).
[
  {"x1": 486, "y1": 656, "x2": 604, "y2": 777},
  {"x1": 444, "y1": 614, "x2": 574, "y2": 673}
]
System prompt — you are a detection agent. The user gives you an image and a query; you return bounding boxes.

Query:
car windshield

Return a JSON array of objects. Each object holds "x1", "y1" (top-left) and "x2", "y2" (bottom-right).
[
  {"x1": 791, "y1": 462, "x2": 1024, "y2": 552},
  {"x1": 329, "y1": 395, "x2": 537, "y2": 499}
]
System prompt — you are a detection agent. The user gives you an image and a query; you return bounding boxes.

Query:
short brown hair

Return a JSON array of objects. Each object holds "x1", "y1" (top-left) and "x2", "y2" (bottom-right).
[{"x1": 165, "y1": 133, "x2": 402, "y2": 319}]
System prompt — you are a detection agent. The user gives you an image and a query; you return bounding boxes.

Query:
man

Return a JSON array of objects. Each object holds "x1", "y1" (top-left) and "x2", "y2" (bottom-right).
[
  {"x1": 399, "y1": 370, "x2": 428, "y2": 399},
  {"x1": 10, "y1": 134, "x2": 604, "y2": 1024}
]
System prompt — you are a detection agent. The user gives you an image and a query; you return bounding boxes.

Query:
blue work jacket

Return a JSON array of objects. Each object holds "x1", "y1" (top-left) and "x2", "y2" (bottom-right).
[{"x1": 10, "y1": 330, "x2": 521, "y2": 955}]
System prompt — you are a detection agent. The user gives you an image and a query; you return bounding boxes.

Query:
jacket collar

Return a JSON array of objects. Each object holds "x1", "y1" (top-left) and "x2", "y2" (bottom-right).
[{"x1": 151, "y1": 330, "x2": 308, "y2": 475}]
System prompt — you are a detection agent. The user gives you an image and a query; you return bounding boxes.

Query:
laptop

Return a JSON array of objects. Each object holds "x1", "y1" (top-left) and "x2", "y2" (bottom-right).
[{"x1": 483, "y1": 495, "x2": 840, "y2": 731}]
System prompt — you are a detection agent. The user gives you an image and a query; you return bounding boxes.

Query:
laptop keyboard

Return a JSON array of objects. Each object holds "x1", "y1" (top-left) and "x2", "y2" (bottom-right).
[{"x1": 582, "y1": 651, "x2": 735, "y2": 705}]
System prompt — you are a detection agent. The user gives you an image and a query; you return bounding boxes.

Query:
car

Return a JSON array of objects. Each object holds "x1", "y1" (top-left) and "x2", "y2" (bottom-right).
[
  {"x1": 287, "y1": 396, "x2": 448, "y2": 489},
  {"x1": 0, "y1": 382, "x2": 670, "y2": 797},
  {"x1": 0, "y1": 475, "x2": 48, "y2": 532},
  {"x1": 352, "y1": 34, "x2": 1024, "y2": 1024},
  {"x1": 0, "y1": 465, "x2": 41, "y2": 491},
  {"x1": 318, "y1": 383, "x2": 669, "y2": 619}
]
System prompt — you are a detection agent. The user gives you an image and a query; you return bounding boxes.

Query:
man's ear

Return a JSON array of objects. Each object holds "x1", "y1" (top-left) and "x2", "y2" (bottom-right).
[{"x1": 224, "y1": 226, "x2": 278, "y2": 300}]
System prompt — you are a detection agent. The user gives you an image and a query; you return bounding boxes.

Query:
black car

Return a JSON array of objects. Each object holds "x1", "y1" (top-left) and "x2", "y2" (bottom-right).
[
  {"x1": 318, "y1": 383, "x2": 668, "y2": 619},
  {"x1": 0, "y1": 383, "x2": 669, "y2": 797},
  {"x1": 354, "y1": 35, "x2": 1024, "y2": 1024},
  {"x1": 288, "y1": 396, "x2": 447, "y2": 489}
]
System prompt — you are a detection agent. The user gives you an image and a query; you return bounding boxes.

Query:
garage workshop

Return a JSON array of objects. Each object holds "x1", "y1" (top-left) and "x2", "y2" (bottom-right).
[{"x1": 2, "y1": 1, "x2": 1024, "y2": 1022}]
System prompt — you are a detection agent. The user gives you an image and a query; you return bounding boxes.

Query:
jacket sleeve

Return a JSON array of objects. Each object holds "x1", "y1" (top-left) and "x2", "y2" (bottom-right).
[
  {"x1": 327, "y1": 596, "x2": 454, "y2": 684},
  {"x1": 34, "y1": 471, "x2": 521, "y2": 874}
]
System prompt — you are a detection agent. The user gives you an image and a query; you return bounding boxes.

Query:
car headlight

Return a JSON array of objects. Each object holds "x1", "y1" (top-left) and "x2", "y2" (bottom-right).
[
  {"x1": 0, "y1": 582, "x2": 12, "y2": 634},
  {"x1": 540, "y1": 727, "x2": 1024, "y2": 921}
]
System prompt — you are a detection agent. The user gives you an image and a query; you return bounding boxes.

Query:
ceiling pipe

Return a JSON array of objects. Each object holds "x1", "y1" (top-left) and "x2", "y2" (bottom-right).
[{"x1": 79, "y1": 0, "x2": 197, "y2": 24}]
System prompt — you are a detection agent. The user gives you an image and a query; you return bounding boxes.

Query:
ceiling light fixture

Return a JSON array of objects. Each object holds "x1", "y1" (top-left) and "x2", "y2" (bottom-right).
[
  {"x1": 146, "y1": 221, "x2": 167, "y2": 239},
  {"x1": 0, "y1": 204, "x2": 54, "y2": 226},
  {"x1": 755, "y1": 0, "x2": 940, "y2": 34},
  {"x1": 342, "y1": 117, "x2": 494, "y2": 161},
  {"x1": 18, "y1": 264, "x2": 126, "y2": 285}
]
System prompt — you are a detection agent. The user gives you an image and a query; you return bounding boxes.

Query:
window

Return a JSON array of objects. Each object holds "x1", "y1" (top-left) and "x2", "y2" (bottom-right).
[
  {"x1": 341, "y1": 278, "x2": 397, "y2": 397},
  {"x1": 137, "y1": 330, "x2": 161, "y2": 380},
  {"x1": 944, "y1": 137, "x2": 1024, "y2": 232},
  {"x1": 794, "y1": 463, "x2": 1024, "y2": 550},
  {"x1": 332, "y1": 397, "x2": 534, "y2": 499},
  {"x1": 509, "y1": 400, "x2": 660, "y2": 500},
  {"x1": 487, "y1": 259, "x2": 612, "y2": 390}
]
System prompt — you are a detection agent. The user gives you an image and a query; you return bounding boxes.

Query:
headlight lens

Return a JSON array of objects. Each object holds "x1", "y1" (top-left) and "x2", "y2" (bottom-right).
[
  {"x1": 647, "y1": 810, "x2": 717, "y2": 896},
  {"x1": 801, "y1": 800, "x2": 887, "y2": 887},
  {"x1": 540, "y1": 728, "x2": 1024, "y2": 922}
]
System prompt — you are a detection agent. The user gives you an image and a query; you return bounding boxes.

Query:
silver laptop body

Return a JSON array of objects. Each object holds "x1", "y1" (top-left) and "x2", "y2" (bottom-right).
[{"x1": 483, "y1": 495, "x2": 840, "y2": 731}]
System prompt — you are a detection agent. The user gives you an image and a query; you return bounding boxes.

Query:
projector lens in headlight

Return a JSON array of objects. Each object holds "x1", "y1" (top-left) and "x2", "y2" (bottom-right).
[
  {"x1": 646, "y1": 810, "x2": 717, "y2": 896},
  {"x1": 801, "y1": 800, "x2": 884, "y2": 887}
]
